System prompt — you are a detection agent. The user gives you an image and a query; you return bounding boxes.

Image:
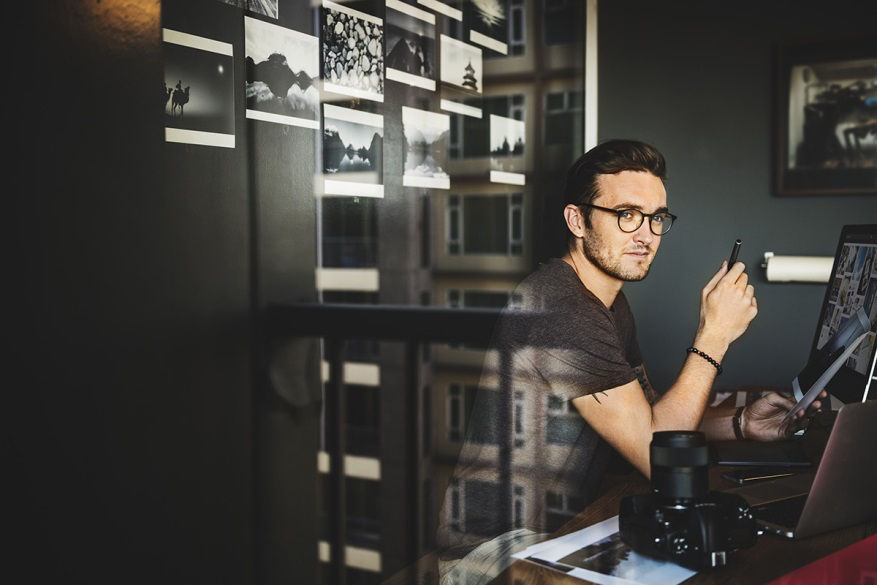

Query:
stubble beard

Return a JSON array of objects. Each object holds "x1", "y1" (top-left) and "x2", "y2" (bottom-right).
[{"x1": 581, "y1": 227, "x2": 652, "y2": 282}]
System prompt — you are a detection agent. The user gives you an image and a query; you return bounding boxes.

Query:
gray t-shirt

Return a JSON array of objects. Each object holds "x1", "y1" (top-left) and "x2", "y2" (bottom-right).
[{"x1": 437, "y1": 258, "x2": 650, "y2": 560}]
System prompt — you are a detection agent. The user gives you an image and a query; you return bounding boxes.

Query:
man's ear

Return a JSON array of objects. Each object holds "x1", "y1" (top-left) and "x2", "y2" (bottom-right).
[{"x1": 564, "y1": 204, "x2": 586, "y2": 238}]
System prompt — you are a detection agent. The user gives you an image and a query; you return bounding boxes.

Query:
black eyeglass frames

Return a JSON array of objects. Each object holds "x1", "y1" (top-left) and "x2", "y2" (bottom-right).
[{"x1": 579, "y1": 203, "x2": 677, "y2": 236}]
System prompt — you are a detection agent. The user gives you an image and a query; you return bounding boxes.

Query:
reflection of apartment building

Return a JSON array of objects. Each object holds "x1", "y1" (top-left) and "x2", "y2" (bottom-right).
[{"x1": 317, "y1": 1, "x2": 587, "y2": 583}]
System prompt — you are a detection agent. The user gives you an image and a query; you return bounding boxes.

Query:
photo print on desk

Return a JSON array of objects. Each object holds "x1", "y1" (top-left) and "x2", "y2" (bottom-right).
[
  {"x1": 464, "y1": 0, "x2": 508, "y2": 55},
  {"x1": 321, "y1": 104, "x2": 384, "y2": 197},
  {"x1": 244, "y1": 17, "x2": 319, "y2": 129},
  {"x1": 440, "y1": 34, "x2": 483, "y2": 118},
  {"x1": 489, "y1": 114, "x2": 525, "y2": 185},
  {"x1": 162, "y1": 28, "x2": 235, "y2": 148},
  {"x1": 385, "y1": 0, "x2": 436, "y2": 91},
  {"x1": 402, "y1": 107, "x2": 450, "y2": 189},
  {"x1": 321, "y1": 0, "x2": 384, "y2": 102},
  {"x1": 215, "y1": 0, "x2": 279, "y2": 19}
]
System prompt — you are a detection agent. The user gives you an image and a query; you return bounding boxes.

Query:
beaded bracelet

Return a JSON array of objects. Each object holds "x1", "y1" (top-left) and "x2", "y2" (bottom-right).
[{"x1": 686, "y1": 346, "x2": 723, "y2": 375}]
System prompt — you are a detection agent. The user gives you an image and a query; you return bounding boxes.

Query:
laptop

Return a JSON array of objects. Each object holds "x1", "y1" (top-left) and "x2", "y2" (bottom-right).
[{"x1": 722, "y1": 401, "x2": 877, "y2": 539}]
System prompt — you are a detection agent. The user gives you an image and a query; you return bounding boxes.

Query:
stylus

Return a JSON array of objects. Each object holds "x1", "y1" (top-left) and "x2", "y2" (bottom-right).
[{"x1": 728, "y1": 239, "x2": 742, "y2": 267}]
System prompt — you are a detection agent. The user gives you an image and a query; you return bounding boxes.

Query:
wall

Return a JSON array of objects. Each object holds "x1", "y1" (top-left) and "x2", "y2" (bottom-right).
[
  {"x1": 10, "y1": 2, "x2": 319, "y2": 584},
  {"x1": 598, "y1": 1, "x2": 877, "y2": 392}
]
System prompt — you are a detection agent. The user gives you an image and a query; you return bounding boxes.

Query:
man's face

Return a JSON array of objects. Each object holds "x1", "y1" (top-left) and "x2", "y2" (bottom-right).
[{"x1": 581, "y1": 170, "x2": 667, "y2": 282}]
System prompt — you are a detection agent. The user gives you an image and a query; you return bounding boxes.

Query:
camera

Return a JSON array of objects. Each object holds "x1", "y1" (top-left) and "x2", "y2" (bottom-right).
[{"x1": 618, "y1": 431, "x2": 758, "y2": 570}]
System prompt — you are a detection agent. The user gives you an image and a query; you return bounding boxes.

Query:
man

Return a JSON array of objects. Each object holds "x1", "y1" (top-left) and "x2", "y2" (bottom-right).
[{"x1": 436, "y1": 139, "x2": 822, "y2": 585}]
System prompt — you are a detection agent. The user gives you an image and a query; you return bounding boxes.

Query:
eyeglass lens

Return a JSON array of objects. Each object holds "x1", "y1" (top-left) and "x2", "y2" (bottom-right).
[{"x1": 618, "y1": 210, "x2": 673, "y2": 235}]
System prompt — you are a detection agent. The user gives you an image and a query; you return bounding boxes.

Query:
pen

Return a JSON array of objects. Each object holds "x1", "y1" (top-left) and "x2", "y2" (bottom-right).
[{"x1": 728, "y1": 239, "x2": 742, "y2": 267}]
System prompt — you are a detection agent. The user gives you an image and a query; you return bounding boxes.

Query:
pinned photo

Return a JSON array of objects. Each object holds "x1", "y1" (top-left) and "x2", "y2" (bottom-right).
[
  {"x1": 245, "y1": 17, "x2": 319, "y2": 129},
  {"x1": 385, "y1": 0, "x2": 436, "y2": 91},
  {"x1": 163, "y1": 28, "x2": 235, "y2": 148},
  {"x1": 489, "y1": 114, "x2": 525, "y2": 185},
  {"x1": 402, "y1": 107, "x2": 450, "y2": 189},
  {"x1": 321, "y1": 0, "x2": 384, "y2": 102},
  {"x1": 216, "y1": 0, "x2": 279, "y2": 19},
  {"x1": 440, "y1": 35, "x2": 483, "y2": 118},
  {"x1": 465, "y1": 0, "x2": 509, "y2": 55},
  {"x1": 321, "y1": 104, "x2": 384, "y2": 198}
]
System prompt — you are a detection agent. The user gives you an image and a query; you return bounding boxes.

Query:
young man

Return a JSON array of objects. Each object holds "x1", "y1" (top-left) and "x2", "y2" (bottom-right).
[{"x1": 436, "y1": 139, "x2": 821, "y2": 585}]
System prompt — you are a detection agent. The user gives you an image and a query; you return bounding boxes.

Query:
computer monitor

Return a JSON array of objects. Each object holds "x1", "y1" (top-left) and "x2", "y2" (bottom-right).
[{"x1": 808, "y1": 224, "x2": 877, "y2": 403}]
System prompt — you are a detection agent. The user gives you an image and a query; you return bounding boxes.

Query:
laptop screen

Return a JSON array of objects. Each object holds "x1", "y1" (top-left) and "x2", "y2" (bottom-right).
[{"x1": 808, "y1": 224, "x2": 877, "y2": 403}]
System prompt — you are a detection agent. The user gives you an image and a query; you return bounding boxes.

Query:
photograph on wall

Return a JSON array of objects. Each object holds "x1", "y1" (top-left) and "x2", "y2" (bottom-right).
[
  {"x1": 440, "y1": 34, "x2": 483, "y2": 118},
  {"x1": 163, "y1": 28, "x2": 235, "y2": 148},
  {"x1": 489, "y1": 114, "x2": 525, "y2": 185},
  {"x1": 216, "y1": 0, "x2": 278, "y2": 19},
  {"x1": 321, "y1": 0, "x2": 384, "y2": 102},
  {"x1": 385, "y1": 0, "x2": 436, "y2": 91},
  {"x1": 775, "y1": 39, "x2": 877, "y2": 196},
  {"x1": 244, "y1": 17, "x2": 319, "y2": 129},
  {"x1": 464, "y1": 0, "x2": 508, "y2": 55},
  {"x1": 402, "y1": 106, "x2": 450, "y2": 189},
  {"x1": 322, "y1": 104, "x2": 384, "y2": 197}
]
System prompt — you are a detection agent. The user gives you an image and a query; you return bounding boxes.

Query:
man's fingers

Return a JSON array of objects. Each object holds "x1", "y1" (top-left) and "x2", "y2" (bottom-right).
[{"x1": 702, "y1": 262, "x2": 728, "y2": 297}]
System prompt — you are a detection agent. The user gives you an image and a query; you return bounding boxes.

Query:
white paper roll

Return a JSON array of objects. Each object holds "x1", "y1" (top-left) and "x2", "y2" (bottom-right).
[{"x1": 764, "y1": 255, "x2": 833, "y2": 283}]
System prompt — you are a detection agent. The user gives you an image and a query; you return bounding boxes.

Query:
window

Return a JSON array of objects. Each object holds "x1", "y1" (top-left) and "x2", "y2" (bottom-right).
[
  {"x1": 546, "y1": 393, "x2": 580, "y2": 445},
  {"x1": 543, "y1": 0, "x2": 584, "y2": 46},
  {"x1": 346, "y1": 385, "x2": 380, "y2": 457},
  {"x1": 447, "y1": 384, "x2": 498, "y2": 444},
  {"x1": 508, "y1": 0, "x2": 525, "y2": 56},
  {"x1": 545, "y1": 90, "x2": 583, "y2": 146},
  {"x1": 347, "y1": 478, "x2": 382, "y2": 548},
  {"x1": 321, "y1": 197, "x2": 378, "y2": 268},
  {"x1": 449, "y1": 95, "x2": 525, "y2": 159},
  {"x1": 513, "y1": 484, "x2": 525, "y2": 529},
  {"x1": 545, "y1": 489, "x2": 586, "y2": 532},
  {"x1": 445, "y1": 478, "x2": 503, "y2": 537},
  {"x1": 447, "y1": 194, "x2": 524, "y2": 255}
]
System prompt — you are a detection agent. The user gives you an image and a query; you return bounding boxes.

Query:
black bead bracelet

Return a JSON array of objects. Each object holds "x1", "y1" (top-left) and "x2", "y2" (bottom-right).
[{"x1": 686, "y1": 346, "x2": 723, "y2": 375}]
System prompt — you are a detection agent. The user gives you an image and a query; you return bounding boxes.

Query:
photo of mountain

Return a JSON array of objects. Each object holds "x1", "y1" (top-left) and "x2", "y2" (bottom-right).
[
  {"x1": 322, "y1": 0, "x2": 384, "y2": 103},
  {"x1": 244, "y1": 17, "x2": 319, "y2": 128},
  {"x1": 163, "y1": 28, "x2": 235, "y2": 148},
  {"x1": 322, "y1": 104, "x2": 384, "y2": 197},
  {"x1": 385, "y1": 0, "x2": 436, "y2": 91},
  {"x1": 402, "y1": 107, "x2": 450, "y2": 189}
]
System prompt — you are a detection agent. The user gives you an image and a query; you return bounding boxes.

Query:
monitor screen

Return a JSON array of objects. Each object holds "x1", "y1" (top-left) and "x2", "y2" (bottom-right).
[{"x1": 809, "y1": 224, "x2": 877, "y2": 403}]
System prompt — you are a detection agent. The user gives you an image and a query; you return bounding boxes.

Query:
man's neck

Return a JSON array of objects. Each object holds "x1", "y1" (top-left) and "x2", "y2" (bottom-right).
[{"x1": 562, "y1": 251, "x2": 623, "y2": 308}]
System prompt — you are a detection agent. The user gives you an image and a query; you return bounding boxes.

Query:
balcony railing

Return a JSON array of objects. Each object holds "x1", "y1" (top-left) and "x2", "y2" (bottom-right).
[{"x1": 265, "y1": 302, "x2": 535, "y2": 585}]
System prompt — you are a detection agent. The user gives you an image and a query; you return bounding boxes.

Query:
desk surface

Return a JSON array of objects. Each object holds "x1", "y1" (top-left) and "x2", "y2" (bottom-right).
[{"x1": 382, "y1": 412, "x2": 875, "y2": 585}]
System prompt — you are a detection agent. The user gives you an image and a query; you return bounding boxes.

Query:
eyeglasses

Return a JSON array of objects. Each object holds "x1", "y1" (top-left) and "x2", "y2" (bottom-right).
[{"x1": 580, "y1": 203, "x2": 677, "y2": 236}]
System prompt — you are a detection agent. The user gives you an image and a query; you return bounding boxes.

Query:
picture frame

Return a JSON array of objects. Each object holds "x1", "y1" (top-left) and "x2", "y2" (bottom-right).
[{"x1": 774, "y1": 37, "x2": 877, "y2": 196}]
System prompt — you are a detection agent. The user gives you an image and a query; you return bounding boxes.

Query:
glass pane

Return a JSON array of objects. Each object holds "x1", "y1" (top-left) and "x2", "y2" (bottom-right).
[{"x1": 463, "y1": 196, "x2": 509, "y2": 254}]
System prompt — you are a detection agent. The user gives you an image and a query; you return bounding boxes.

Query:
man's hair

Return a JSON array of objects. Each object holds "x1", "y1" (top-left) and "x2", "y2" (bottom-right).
[{"x1": 557, "y1": 139, "x2": 667, "y2": 253}]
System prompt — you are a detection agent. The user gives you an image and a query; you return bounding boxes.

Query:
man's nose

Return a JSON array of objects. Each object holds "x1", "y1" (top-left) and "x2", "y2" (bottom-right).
[{"x1": 632, "y1": 220, "x2": 654, "y2": 244}]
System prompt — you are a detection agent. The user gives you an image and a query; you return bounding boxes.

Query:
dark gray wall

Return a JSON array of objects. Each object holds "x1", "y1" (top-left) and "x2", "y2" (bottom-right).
[
  {"x1": 599, "y1": 1, "x2": 877, "y2": 392},
  {"x1": 10, "y1": 2, "x2": 319, "y2": 584}
]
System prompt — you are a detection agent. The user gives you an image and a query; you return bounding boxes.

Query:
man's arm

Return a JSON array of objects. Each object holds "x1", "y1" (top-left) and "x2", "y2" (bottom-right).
[{"x1": 572, "y1": 261, "x2": 756, "y2": 477}]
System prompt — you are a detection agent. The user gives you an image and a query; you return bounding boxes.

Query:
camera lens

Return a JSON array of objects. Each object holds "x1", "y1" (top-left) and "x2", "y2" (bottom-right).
[{"x1": 650, "y1": 431, "x2": 709, "y2": 500}]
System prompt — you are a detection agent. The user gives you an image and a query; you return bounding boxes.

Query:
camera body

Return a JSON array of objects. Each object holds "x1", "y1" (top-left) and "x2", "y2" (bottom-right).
[{"x1": 618, "y1": 431, "x2": 758, "y2": 570}]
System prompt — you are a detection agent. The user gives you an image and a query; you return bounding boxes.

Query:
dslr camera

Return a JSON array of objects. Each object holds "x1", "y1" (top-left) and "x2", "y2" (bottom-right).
[{"x1": 618, "y1": 431, "x2": 758, "y2": 570}]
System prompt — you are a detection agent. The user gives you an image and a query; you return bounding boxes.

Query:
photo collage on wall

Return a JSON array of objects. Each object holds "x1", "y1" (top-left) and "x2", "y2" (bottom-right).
[
  {"x1": 162, "y1": 0, "x2": 528, "y2": 189},
  {"x1": 820, "y1": 242, "x2": 877, "y2": 375}
]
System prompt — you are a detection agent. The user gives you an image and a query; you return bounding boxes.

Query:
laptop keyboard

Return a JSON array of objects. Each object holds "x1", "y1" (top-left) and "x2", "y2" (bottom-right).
[{"x1": 752, "y1": 495, "x2": 807, "y2": 528}]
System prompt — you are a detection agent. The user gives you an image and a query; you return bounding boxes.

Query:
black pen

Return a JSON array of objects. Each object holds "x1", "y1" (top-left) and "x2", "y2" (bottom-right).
[{"x1": 728, "y1": 239, "x2": 742, "y2": 267}]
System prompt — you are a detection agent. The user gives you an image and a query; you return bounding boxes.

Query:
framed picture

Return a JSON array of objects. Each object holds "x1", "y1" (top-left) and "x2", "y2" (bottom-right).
[{"x1": 774, "y1": 37, "x2": 877, "y2": 196}]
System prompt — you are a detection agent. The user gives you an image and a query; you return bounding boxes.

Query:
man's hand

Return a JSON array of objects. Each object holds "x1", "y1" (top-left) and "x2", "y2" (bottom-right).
[
  {"x1": 742, "y1": 390, "x2": 828, "y2": 441},
  {"x1": 697, "y1": 261, "x2": 758, "y2": 349}
]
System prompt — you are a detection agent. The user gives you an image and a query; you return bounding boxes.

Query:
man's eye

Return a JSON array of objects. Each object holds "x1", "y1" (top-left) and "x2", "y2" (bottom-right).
[
  {"x1": 653, "y1": 214, "x2": 666, "y2": 224},
  {"x1": 619, "y1": 210, "x2": 635, "y2": 221}
]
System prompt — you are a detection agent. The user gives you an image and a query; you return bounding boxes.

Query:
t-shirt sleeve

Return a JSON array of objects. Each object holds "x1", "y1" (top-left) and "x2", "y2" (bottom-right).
[{"x1": 513, "y1": 291, "x2": 639, "y2": 402}]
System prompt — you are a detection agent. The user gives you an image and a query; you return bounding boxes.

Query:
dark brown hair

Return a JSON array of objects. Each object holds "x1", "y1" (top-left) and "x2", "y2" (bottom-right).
[{"x1": 556, "y1": 139, "x2": 667, "y2": 253}]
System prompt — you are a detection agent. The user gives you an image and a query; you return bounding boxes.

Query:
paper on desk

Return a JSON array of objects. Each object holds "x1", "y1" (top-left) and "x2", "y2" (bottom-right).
[{"x1": 511, "y1": 516, "x2": 696, "y2": 585}]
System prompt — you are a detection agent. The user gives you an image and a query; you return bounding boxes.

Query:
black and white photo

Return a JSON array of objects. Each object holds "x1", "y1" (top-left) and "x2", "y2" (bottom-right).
[
  {"x1": 464, "y1": 0, "x2": 509, "y2": 55},
  {"x1": 163, "y1": 28, "x2": 235, "y2": 148},
  {"x1": 440, "y1": 35, "x2": 483, "y2": 118},
  {"x1": 385, "y1": 0, "x2": 436, "y2": 91},
  {"x1": 322, "y1": 0, "x2": 384, "y2": 102},
  {"x1": 322, "y1": 104, "x2": 384, "y2": 197},
  {"x1": 402, "y1": 107, "x2": 450, "y2": 189},
  {"x1": 775, "y1": 39, "x2": 877, "y2": 196},
  {"x1": 245, "y1": 17, "x2": 319, "y2": 128},
  {"x1": 489, "y1": 114, "x2": 525, "y2": 184}
]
